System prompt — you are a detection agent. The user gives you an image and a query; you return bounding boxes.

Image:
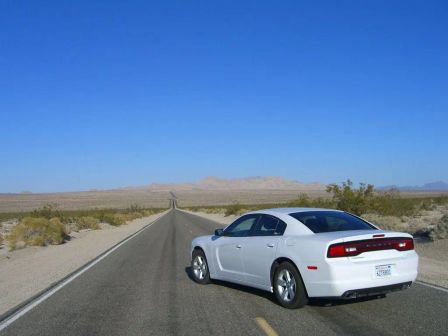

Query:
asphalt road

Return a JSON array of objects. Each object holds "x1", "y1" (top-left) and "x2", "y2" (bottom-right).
[{"x1": 1, "y1": 209, "x2": 447, "y2": 336}]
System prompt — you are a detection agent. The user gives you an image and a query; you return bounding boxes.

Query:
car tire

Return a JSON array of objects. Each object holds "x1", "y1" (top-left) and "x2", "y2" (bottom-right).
[
  {"x1": 273, "y1": 261, "x2": 308, "y2": 309},
  {"x1": 191, "y1": 249, "x2": 211, "y2": 284}
]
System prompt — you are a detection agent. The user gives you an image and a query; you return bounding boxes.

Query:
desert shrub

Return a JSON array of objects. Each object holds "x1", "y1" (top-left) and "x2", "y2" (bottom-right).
[
  {"x1": 203, "y1": 207, "x2": 226, "y2": 214},
  {"x1": 0, "y1": 233, "x2": 3, "y2": 246},
  {"x1": 325, "y1": 180, "x2": 441, "y2": 217},
  {"x1": 127, "y1": 203, "x2": 143, "y2": 213},
  {"x1": 224, "y1": 203, "x2": 243, "y2": 216},
  {"x1": 128, "y1": 212, "x2": 143, "y2": 220},
  {"x1": 288, "y1": 195, "x2": 334, "y2": 209},
  {"x1": 47, "y1": 206, "x2": 159, "y2": 227},
  {"x1": 7, "y1": 217, "x2": 66, "y2": 250},
  {"x1": 326, "y1": 180, "x2": 375, "y2": 216},
  {"x1": 362, "y1": 213, "x2": 410, "y2": 233},
  {"x1": 0, "y1": 206, "x2": 164, "y2": 250},
  {"x1": 102, "y1": 213, "x2": 140, "y2": 226},
  {"x1": 75, "y1": 216, "x2": 100, "y2": 231},
  {"x1": 54, "y1": 207, "x2": 161, "y2": 227},
  {"x1": 181, "y1": 189, "x2": 447, "y2": 222},
  {"x1": 185, "y1": 206, "x2": 227, "y2": 214},
  {"x1": 292, "y1": 193, "x2": 312, "y2": 207},
  {"x1": 433, "y1": 195, "x2": 448, "y2": 206},
  {"x1": 371, "y1": 193, "x2": 415, "y2": 217},
  {"x1": 30, "y1": 203, "x2": 62, "y2": 220},
  {"x1": 102, "y1": 214, "x2": 124, "y2": 226},
  {"x1": 430, "y1": 215, "x2": 448, "y2": 240},
  {"x1": 371, "y1": 192, "x2": 436, "y2": 217}
]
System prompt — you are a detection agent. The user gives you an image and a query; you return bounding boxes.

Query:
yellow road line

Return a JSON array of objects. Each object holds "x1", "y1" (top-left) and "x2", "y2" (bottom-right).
[{"x1": 255, "y1": 317, "x2": 279, "y2": 336}]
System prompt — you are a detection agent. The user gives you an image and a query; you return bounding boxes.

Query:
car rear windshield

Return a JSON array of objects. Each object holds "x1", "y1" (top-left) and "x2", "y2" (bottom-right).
[{"x1": 289, "y1": 211, "x2": 377, "y2": 233}]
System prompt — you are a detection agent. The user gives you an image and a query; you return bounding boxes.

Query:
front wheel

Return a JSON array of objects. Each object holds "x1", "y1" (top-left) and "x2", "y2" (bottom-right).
[
  {"x1": 273, "y1": 262, "x2": 308, "y2": 309},
  {"x1": 191, "y1": 249, "x2": 211, "y2": 284}
]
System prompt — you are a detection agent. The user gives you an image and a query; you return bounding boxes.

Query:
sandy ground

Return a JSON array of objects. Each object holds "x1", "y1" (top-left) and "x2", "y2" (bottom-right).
[
  {"x1": 3, "y1": 188, "x2": 445, "y2": 213},
  {"x1": 0, "y1": 190, "x2": 171, "y2": 212},
  {"x1": 414, "y1": 239, "x2": 448, "y2": 288},
  {"x1": 184, "y1": 210, "x2": 448, "y2": 289},
  {"x1": 0, "y1": 211, "x2": 167, "y2": 317},
  {"x1": 0, "y1": 189, "x2": 325, "y2": 213},
  {"x1": 178, "y1": 210, "x2": 238, "y2": 227}
]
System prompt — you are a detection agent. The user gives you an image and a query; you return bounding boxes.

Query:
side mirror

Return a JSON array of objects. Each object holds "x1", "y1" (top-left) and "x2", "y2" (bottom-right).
[{"x1": 214, "y1": 228, "x2": 224, "y2": 236}]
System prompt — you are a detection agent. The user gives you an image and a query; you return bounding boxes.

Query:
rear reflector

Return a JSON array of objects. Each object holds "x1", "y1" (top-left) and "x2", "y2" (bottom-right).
[
  {"x1": 327, "y1": 237, "x2": 414, "y2": 258},
  {"x1": 307, "y1": 266, "x2": 318, "y2": 270}
]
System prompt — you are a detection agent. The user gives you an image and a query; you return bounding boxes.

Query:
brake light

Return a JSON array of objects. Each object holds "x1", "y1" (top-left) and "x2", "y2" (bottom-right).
[
  {"x1": 328, "y1": 245, "x2": 346, "y2": 257},
  {"x1": 327, "y1": 237, "x2": 414, "y2": 258}
]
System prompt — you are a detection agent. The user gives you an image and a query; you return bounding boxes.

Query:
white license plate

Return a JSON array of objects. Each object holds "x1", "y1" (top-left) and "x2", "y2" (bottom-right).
[{"x1": 375, "y1": 264, "x2": 393, "y2": 278}]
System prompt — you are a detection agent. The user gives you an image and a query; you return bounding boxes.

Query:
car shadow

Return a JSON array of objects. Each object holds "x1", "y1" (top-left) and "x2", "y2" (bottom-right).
[
  {"x1": 184, "y1": 266, "x2": 277, "y2": 304},
  {"x1": 185, "y1": 266, "x2": 386, "y2": 308},
  {"x1": 308, "y1": 295, "x2": 386, "y2": 307}
]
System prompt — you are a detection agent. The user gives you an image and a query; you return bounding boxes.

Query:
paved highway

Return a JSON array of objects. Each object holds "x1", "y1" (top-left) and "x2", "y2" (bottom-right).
[{"x1": 1, "y1": 209, "x2": 447, "y2": 335}]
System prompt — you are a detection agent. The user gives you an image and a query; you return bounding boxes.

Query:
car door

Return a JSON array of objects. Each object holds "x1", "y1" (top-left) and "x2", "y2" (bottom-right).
[
  {"x1": 212, "y1": 214, "x2": 259, "y2": 283},
  {"x1": 241, "y1": 214, "x2": 287, "y2": 287}
]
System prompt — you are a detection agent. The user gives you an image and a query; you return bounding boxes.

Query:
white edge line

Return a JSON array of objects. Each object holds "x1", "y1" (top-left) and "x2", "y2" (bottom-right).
[
  {"x1": 0, "y1": 211, "x2": 169, "y2": 332},
  {"x1": 416, "y1": 280, "x2": 448, "y2": 293}
]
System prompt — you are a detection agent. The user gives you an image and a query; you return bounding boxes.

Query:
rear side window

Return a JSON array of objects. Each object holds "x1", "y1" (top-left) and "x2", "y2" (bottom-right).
[
  {"x1": 289, "y1": 211, "x2": 376, "y2": 233},
  {"x1": 251, "y1": 215, "x2": 287, "y2": 236},
  {"x1": 224, "y1": 214, "x2": 259, "y2": 237}
]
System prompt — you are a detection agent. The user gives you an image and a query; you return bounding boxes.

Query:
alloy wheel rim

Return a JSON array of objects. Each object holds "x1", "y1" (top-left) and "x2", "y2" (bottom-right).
[
  {"x1": 276, "y1": 269, "x2": 296, "y2": 302},
  {"x1": 193, "y1": 255, "x2": 207, "y2": 280}
]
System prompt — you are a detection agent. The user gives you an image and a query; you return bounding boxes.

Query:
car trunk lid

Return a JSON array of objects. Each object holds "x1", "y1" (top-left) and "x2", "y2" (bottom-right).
[{"x1": 323, "y1": 230, "x2": 414, "y2": 261}]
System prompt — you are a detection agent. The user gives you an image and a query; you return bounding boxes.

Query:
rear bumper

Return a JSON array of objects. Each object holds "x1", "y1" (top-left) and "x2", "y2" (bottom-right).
[
  {"x1": 303, "y1": 250, "x2": 418, "y2": 297},
  {"x1": 340, "y1": 281, "x2": 412, "y2": 299}
]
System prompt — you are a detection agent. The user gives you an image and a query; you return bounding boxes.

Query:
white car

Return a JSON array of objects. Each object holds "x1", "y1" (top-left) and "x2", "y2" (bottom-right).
[{"x1": 190, "y1": 208, "x2": 418, "y2": 309}]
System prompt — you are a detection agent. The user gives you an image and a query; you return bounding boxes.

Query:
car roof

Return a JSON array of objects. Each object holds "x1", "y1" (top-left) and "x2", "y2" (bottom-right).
[
  {"x1": 248, "y1": 207, "x2": 343, "y2": 216},
  {"x1": 243, "y1": 208, "x2": 345, "y2": 236}
]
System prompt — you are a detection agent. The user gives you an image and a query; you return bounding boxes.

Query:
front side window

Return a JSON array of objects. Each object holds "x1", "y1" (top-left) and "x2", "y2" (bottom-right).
[
  {"x1": 251, "y1": 215, "x2": 287, "y2": 236},
  {"x1": 289, "y1": 211, "x2": 376, "y2": 233},
  {"x1": 223, "y1": 215, "x2": 259, "y2": 237}
]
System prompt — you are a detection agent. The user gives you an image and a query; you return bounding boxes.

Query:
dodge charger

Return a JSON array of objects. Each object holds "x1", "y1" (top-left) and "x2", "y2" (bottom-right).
[{"x1": 190, "y1": 208, "x2": 418, "y2": 309}]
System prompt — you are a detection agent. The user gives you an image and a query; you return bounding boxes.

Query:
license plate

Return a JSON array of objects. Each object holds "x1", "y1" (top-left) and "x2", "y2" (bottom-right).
[{"x1": 375, "y1": 264, "x2": 393, "y2": 278}]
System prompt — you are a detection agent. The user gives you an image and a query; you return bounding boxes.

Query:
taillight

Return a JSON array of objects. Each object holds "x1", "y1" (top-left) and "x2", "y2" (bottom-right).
[{"x1": 327, "y1": 237, "x2": 414, "y2": 258}]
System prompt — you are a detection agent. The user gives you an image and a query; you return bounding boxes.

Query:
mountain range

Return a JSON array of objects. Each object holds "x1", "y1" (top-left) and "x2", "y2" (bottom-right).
[
  {"x1": 379, "y1": 181, "x2": 448, "y2": 191},
  {"x1": 138, "y1": 176, "x2": 326, "y2": 192},
  {"x1": 138, "y1": 177, "x2": 448, "y2": 192},
  {"x1": 8, "y1": 177, "x2": 448, "y2": 194}
]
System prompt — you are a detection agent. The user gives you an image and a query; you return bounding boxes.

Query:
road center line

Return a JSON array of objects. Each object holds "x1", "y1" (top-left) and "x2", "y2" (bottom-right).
[
  {"x1": 0, "y1": 211, "x2": 169, "y2": 332},
  {"x1": 255, "y1": 317, "x2": 279, "y2": 336}
]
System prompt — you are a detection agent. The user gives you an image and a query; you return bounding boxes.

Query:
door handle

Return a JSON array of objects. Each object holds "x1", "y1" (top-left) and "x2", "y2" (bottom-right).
[
  {"x1": 266, "y1": 243, "x2": 275, "y2": 248},
  {"x1": 236, "y1": 244, "x2": 242, "y2": 249}
]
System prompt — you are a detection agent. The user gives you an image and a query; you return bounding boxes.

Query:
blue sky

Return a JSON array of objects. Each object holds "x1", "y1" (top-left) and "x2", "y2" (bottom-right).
[{"x1": 0, "y1": 1, "x2": 447, "y2": 192}]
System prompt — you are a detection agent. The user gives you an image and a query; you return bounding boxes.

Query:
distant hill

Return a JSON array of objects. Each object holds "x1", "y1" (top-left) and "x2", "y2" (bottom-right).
[
  {"x1": 142, "y1": 176, "x2": 326, "y2": 192},
  {"x1": 379, "y1": 181, "x2": 448, "y2": 191},
  {"x1": 421, "y1": 181, "x2": 448, "y2": 191}
]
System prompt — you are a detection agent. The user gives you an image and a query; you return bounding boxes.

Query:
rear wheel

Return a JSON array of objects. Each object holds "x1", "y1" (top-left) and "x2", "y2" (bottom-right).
[
  {"x1": 273, "y1": 262, "x2": 308, "y2": 309},
  {"x1": 191, "y1": 249, "x2": 211, "y2": 284}
]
